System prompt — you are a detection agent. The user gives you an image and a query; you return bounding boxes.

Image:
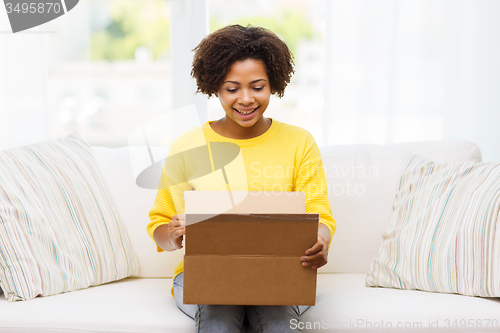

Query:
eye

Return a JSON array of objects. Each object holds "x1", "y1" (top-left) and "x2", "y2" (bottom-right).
[
  {"x1": 253, "y1": 87, "x2": 264, "y2": 91},
  {"x1": 226, "y1": 88, "x2": 238, "y2": 93}
]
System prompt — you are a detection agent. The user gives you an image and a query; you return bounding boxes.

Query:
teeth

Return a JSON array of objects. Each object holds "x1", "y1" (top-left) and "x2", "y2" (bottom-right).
[{"x1": 236, "y1": 108, "x2": 256, "y2": 115}]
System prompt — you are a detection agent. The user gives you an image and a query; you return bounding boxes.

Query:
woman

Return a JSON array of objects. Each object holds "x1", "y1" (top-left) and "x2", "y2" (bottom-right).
[{"x1": 148, "y1": 24, "x2": 336, "y2": 333}]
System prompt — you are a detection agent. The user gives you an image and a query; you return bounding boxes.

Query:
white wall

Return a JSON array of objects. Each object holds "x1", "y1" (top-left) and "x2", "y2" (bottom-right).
[
  {"x1": 0, "y1": 11, "x2": 49, "y2": 149},
  {"x1": 443, "y1": 0, "x2": 500, "y2": 162}
]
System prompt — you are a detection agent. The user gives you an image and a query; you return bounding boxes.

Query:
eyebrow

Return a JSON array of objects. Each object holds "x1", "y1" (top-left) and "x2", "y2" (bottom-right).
[{"x1": 223, "y1": 79, "x2": 267, "y2": 85}]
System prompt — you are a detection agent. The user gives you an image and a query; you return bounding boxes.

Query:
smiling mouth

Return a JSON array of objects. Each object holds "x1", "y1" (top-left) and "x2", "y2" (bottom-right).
[{"x1": 234, "y1": 107, "x2": 258, "y2": 116}]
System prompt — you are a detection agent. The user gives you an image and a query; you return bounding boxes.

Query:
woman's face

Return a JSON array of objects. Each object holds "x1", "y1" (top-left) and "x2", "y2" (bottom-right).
[{"x1": 216, "y1": 59, "x2": 271, "y2": 136}]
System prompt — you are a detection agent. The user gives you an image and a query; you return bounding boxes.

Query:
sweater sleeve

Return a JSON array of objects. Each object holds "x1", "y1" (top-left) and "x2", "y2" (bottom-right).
[
  {"x1": 295, "y1": 134, "x2": 336, "y2": 249},
  {"x1": 147, "y1": 150, "x2": 193, "y2": 252}
]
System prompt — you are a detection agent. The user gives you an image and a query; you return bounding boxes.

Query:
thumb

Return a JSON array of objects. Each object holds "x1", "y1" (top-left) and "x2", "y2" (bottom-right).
[{"x1": 178, "y1": 213, "x2": 186, "y2": 226}]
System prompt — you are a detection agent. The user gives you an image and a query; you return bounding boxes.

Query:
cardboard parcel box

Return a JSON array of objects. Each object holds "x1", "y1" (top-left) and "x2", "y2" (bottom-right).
[{"x1": 183, "y1": 191, "x2": 319, "y2": 306}]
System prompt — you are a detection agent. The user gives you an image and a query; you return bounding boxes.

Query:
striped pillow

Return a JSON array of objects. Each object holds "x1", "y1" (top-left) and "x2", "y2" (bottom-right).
[
  {"x1": 366, "y1": 154, "x2": 500, "y2": 297},
  {"x1": 0, "y1": 132, "x2": 139, "y2": 302}
]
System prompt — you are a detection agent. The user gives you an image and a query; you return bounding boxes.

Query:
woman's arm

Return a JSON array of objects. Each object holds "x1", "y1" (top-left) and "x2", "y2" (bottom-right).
[
  {"x1": 295, "y1": 132, "x2": 336, "y2": 269},
  {"x1": 147, "y1": 157, "x2": 191, "y2": 252}
]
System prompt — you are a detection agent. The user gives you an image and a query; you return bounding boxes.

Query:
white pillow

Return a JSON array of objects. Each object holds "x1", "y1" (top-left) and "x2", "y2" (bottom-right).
[
  {"x1": 366, "y1": 154, "x2": 500, "y2": 297},
  {"x1": 0, "y1": 132, "x2": 139, "y2": 301}
]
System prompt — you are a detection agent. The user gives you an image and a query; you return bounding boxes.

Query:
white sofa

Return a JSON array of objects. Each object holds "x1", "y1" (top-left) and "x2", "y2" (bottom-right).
[{"x1": 1, "y1": 140, "x2": 500, "y2": 333}]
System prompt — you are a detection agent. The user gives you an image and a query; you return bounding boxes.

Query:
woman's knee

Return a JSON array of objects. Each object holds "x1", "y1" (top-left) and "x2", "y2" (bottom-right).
[
  {"x1": 195, "y1": 304, "x2": 245, "y2": 333},
  {"x1": 246, "y1": 305, "x2": 302, "y2": 333}
]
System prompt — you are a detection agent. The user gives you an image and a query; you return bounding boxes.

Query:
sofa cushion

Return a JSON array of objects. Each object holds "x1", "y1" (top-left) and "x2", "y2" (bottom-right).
[
  {"x1": 91, "y1": 146, "x2": 184, "y2": 278},
  {"x1": 0, "y1": 132, "x2": 139, "y2": 302},
  {"x1": 322, "y1": 140, "x2": 482, "y2": 274},
  {"x1": 366, "y1": 154, "x2": 500, "y2": 297}
]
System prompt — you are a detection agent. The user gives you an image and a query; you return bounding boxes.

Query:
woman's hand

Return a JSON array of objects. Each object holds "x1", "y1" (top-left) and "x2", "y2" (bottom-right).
[
  {"x1": 167, "y1": 214, "x2": 186, "y2": 249},
  {"x1": 153, "y1": 214, "x2": 185, "y2": 251},
  {"x1": 300, "y1": 224, "x2": 330, "y2": 269}
]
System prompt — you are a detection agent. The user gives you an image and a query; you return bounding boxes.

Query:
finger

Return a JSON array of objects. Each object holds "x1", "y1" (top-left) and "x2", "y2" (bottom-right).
[
  {"x1": 175, "y1": 235, "x2": 184, "y2": 249},
  {"x1": 311, "y1": 259, "x2": 328, "y2": 268},
  {"x1": 171, "y1": 233, "x2": 184, "y2": 249},
  {"x1": 171, "y1": 228, "x2": 185, "y2": 239},
  {"x1": 302, "y1": 258, "x2": 327, "y2": 268},
  {"x1": 172, "y1": 226, "x2": 186, "y2": 236},
  {"x1": 301, "y1": 251, "x2": 324, "y2": 263},
  {"x1": 305, "y1": 241, "x2": 323, "y2": 256},
  {"x1": 169, "y1": 218, "x2": 181, "y2": 227},
  {"x1": 305, "y1": 257, "x2": 326, "y2": 267},
  {"x1": 172, "y1": 213, "x2": 186, "y2": 227},
  {"x1": 168, "y1": 225, "x2": 181, "y2": 233}
]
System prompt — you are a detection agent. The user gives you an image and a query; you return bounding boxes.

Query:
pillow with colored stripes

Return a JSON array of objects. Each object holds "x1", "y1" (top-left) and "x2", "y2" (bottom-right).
[
  {"x1": 366, "y1": 154, "x2": 500, "y2": 297},
  {"x1": 0, "y1": 132, "x2": 139, "y2": 302}
]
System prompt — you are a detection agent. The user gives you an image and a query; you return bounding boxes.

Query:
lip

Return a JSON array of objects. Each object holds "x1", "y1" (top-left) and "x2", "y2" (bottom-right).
[{"x1": 233, "y1": 106, "x2": 259, "y2": 120}]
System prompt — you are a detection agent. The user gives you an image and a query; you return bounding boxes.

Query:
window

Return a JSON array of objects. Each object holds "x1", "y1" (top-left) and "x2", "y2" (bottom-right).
[{"x1": 46, "y1": 0, "x2": 171, "y2": 147}]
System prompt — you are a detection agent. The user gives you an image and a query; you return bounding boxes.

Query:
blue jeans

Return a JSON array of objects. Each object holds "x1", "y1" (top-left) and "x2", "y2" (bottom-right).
[{"x1": 173, "y1": 273, "x2": 310, "y2": 333}]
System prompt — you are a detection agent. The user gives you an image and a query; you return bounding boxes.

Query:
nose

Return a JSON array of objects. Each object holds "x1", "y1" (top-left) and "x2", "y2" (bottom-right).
[{"x1": 239, "y1": 89, "x2": 255, "y2": 105}]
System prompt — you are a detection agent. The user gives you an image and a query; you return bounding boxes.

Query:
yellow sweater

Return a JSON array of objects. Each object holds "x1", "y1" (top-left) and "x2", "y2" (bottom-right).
[{"x1": 147, "y1": 119, "x2": 336, "y2": 282}]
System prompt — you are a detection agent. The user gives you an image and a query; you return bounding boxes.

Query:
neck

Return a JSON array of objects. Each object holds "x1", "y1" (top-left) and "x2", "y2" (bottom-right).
[{"x1": 212, "y1": 117, "x2": 272, "y2": 140}]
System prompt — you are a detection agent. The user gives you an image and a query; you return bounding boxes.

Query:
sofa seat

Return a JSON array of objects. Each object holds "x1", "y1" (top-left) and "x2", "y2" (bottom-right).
[
  {"x1": 2, "y1": 273, "x2": 499, "y2": 333},
  {"x1": 311, "y1": 274, "x2": 500, "y2": 332},
  {"x1": 0, "y1": 278, "x2": 190, "y2": 333}
]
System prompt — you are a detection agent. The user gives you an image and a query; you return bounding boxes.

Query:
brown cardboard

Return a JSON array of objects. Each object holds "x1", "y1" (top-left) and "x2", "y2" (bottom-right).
[{"x1": 183, "y1": 191, "x2": 319, "y2": 306}]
